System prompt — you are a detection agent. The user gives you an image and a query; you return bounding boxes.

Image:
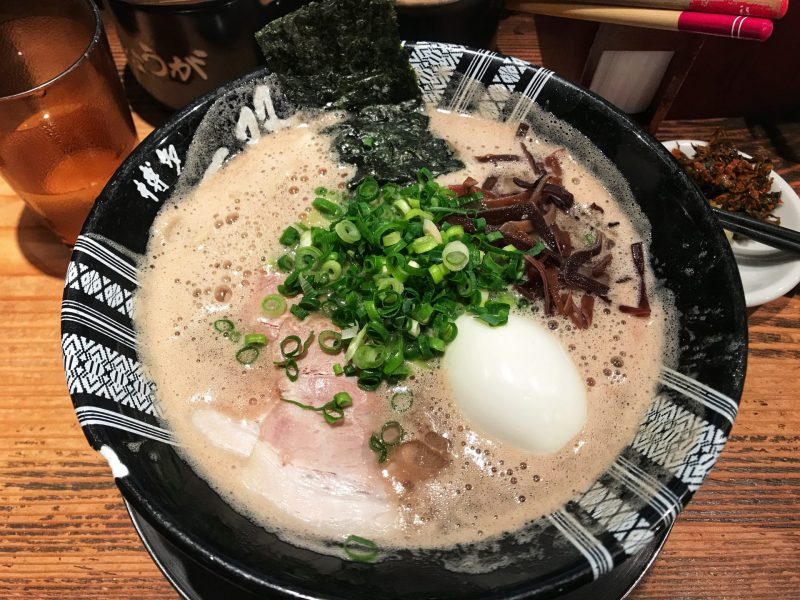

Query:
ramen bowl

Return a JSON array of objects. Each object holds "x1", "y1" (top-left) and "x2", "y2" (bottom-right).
[{"x1": 61, "y1": 42, "x2": 747, "y2": 598}]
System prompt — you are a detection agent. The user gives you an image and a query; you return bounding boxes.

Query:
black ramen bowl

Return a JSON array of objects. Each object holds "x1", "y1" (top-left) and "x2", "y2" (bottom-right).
[{"x1": 61, "y1": 42, "x2": 747, "y2": 599}]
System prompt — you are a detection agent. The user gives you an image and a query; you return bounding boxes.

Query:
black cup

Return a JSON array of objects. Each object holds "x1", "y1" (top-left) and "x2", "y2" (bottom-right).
[{"x1": 105, "y1": 0, "x2": 311, "y2": 110}]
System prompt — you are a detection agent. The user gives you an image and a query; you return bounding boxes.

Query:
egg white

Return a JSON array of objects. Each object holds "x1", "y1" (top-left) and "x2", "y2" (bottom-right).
[{"x1": 443, "y1": 314, "x2": 587, "y2": 454}]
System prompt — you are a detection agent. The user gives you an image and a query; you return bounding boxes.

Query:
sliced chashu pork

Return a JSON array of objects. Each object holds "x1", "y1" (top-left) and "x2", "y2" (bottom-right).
[
  {"x1": 192, "y1": 269, "x2": 396, "y2": 534},
  {"x1": 243, "y1": 373, "x2": 396, "y2": 534},
  {"x1": 187, "y1": 270, "x2": 289, "y2": 427}
]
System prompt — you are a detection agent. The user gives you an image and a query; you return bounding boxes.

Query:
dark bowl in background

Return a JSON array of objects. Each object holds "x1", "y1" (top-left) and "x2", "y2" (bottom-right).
[
  {"x1": 104, "y1": 0, "x2": 503, "y2": 111},
  {"x1": 62, "y1": 42, "x2": 747, "y2": 599},
  {"x1": 104, "y1": 0, "x2": 312, "y2": 110},
  {"x1": 395, "y1": 0, "x2": 504, "y2": 47}
]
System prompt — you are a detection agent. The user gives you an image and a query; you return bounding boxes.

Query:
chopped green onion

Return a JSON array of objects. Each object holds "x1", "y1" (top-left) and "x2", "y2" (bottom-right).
[
  {"x1": 437, "y1": 320, "x2": 458, "y2": 343},
  {"x1": 442, "y1": 241, "x2": 469, "y2": 271},
  {"x1": 344, "y1": 325, "x2": 367, "y2": 362},
  {"x1": 318, "y1": 330, "x2": 343, "y2": 354},
  {"x1": 382, "y1": 346, "x2": 404, "y2": 375},
  {"x1": 333, "y1": 363, "x2": 344, "y2": 376},
  {"x1": 443, "y1": 224, "x2": 464, "y2": 241},
  {"x1": 495, "y1": 291, "x2": 517, "y2": 307},
  {"x1": 261, "y1": 294, "x2": 287, "y2": 318},
  {"x1": 298, "y1": 273, "x2": 316, "y2": 296},
  {"x1": 584, "y1": 232, "x2": 595, "y2": 246},
  {"x1": 357, "y1": 370, "x2": 382, "y2": 391},
  {"x1": 407, "y1": 319, "x2": 420, "y2": 337},
  {"x1": 280, "y1": 335, "x2": 301, "y2": 358},
  {"x1": 364, "y1": 255, "x2": 386, "y2": 273},
  {"x1": 282, "y1": 391, "x2": 353, "y2": 425},
  {"x1": 290, "y1": 305, "x2": 309, "y2": 320},
  {"x1": 526, "y1": 241, "x2": 546, "y2": 257},
  {"x1": 279, "y1": 226, "x2": 299, "y2": 246},
  {"x1": 278, "y1": 331, "x2": 315, "y2": 362},
  {"x1": 244, "y1": 333, "x2": 267, "y2": 346},
  {"x1": 411, "y1": 235, "x2": 438, "y2": 254},
  {"x1": 357, "y1": 176, "x2": 380, "y2": 201},
  {"x1": 368, "y1": 421, "x2": 405, "y2": 463},
  {"x1": 333, "y1": 391, "x2": 352, "y2": 408},
  {"x1": 276, "y1": 255, "x2": 295, "y2": 272},
  {"x1": 369, "y1": 434, "x2": 387, "y2": 462},
  {"x1": 404, "y1": 208, "x2": 434, "y2": 222},
  {"x1": 284, "y1": 359, "x2": 299, "y2": 381},
  {"x1": 299, "y1": 229, "x2": 313, "y2": 248},
  {"x1": 470, "y1": 301, "x2": 510, "y2": 327},
  {"x1": 282, "y1": 398, "x2": 315, "y2": 411},
  {"x1": 382, "y1": 231, "x2": 402, "y2": 246},
  {"x1": 301, "y1": 331, "x2": 315, "y2": 355},
  {"x1": 335, "y1": 220, "x2": 361, "y2": 244},
  {"x1": 312, "y1": 197, "x2": 341, "y2": 217},
  {"x1": 485, "y1": 230, "x2": 504, "y2": 243},
  {"x1": 418, "y1": 167, "x2": 434, "y2": 182},
  {"x1": 340, "y1": 325, "x2": 358, "y2": 340},
  {"x1": 320, "y1": 259, "x2": 343, "y2": 282},
  {"x1": 236, "y1": 345, "x2": 259, "y2": 365},
  {"x1": 295, "y1": 246, "x2": 322, "y2": 270},
  {"x1": 422, "y1": 219, "x2": 442, "y2": 243},
  {"x1": 428, "y1": 337, "x2": 446, "y2": 353},
  {"x1": 363, "y1": 300, "x2": 380, "y2": 321},
  {"x1": 428, "y1": 263, "x2": 448, "y2": 284},
  {"x1": 321, "y1": 404, "x2": 345, "y2": 424},
  {"x1": 271, "y1": 169, "x2": 529, "y2": 391},
  {"x1": 213, "y1": 319, "x2": 235, "y2": 333},
  {"x1": 380, "y1": 421, "x2": 404, "y2": 446},
  {"x1": 405, "y1": 259, "x2": 422, "y2": 274},
  {"x1": 393, "y1": 199, "x2": 411, "y2": 215},
  {"x1": 343, "y1": 535, "x2": 379, "y2": 563},
  {"x1": 376, "y1": 277, "x2": 403, "y2": 294},
  {"x1": 361, "y1": 136, "x2": 374, "y2": 147},
  {"x1": 391, "y1": 390, "x2": 414, "y2": 413},
  {"x1": 353, "y1": 344, "x2": 386, "y2": 370}
]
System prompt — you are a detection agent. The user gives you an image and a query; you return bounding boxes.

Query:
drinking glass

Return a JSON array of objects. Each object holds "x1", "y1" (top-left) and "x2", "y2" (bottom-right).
[{"x1": 0, "y1": 0, "x2": 137, "y2": 245}]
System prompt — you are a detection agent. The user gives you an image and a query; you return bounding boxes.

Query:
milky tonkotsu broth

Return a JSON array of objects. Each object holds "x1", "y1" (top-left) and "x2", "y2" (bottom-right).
[{"x1": 134, "y1": 107, "x2": 676, "y2": 556}]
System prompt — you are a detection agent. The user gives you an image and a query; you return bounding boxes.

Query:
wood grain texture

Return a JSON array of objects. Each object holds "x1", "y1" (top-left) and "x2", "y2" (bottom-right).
[{"x1": 1, "y1": 13, "x2": 798, "y2": 600}]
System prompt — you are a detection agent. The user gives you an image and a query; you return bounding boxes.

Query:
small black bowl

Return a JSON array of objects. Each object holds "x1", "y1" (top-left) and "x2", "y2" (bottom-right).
[{"x1": 62, "y1": 42, "x2": 746, "y2": 599}]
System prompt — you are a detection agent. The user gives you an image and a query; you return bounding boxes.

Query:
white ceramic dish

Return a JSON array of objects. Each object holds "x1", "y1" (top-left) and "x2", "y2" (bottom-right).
[
  {"x1": 664, "y1": 140, "x2": 800, "y2": 307},
  {"x1": 663, "y1": 140, "x2": 800, "y2": 258},
  {"x1": 735, "y1": 254, "x2": 800, "y2": 308}
]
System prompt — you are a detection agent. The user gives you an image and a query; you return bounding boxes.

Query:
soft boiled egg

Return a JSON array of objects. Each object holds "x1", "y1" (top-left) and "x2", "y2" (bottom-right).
[{"x1": 443, "y1": 314, "x2": 587, "y2": 454}]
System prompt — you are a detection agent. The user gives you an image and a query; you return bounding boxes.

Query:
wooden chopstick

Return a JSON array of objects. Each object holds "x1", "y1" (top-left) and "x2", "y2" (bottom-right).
[
  {"x1": 712, "y1": 208, "x2": 800, "y2": 256},
  {"x1": 513, "y1": 0, "x2": 789, "y2": 18},
  {"x1": 506, "y1": 1, "x2": 775, "y2": 41}
]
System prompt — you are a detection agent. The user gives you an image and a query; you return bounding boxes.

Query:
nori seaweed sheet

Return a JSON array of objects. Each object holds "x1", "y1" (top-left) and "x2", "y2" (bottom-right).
[
  {"x1": 324, "y1": 101, "x2": 465, "y2": 186},
  {"x1": 255, "y1": 0, "x2": 420, "y2": 110}
]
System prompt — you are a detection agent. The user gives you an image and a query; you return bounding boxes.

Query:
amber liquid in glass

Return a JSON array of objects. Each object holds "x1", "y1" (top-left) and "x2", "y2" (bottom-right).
[{"x1": 0, "y1": 15, "x2": 136, "y2": 245}]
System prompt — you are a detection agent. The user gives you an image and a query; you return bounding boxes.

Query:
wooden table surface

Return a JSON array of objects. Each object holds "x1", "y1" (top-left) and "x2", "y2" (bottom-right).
[{"x1": 1, "y1": 12, "x2": 799, "y2": 600}]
